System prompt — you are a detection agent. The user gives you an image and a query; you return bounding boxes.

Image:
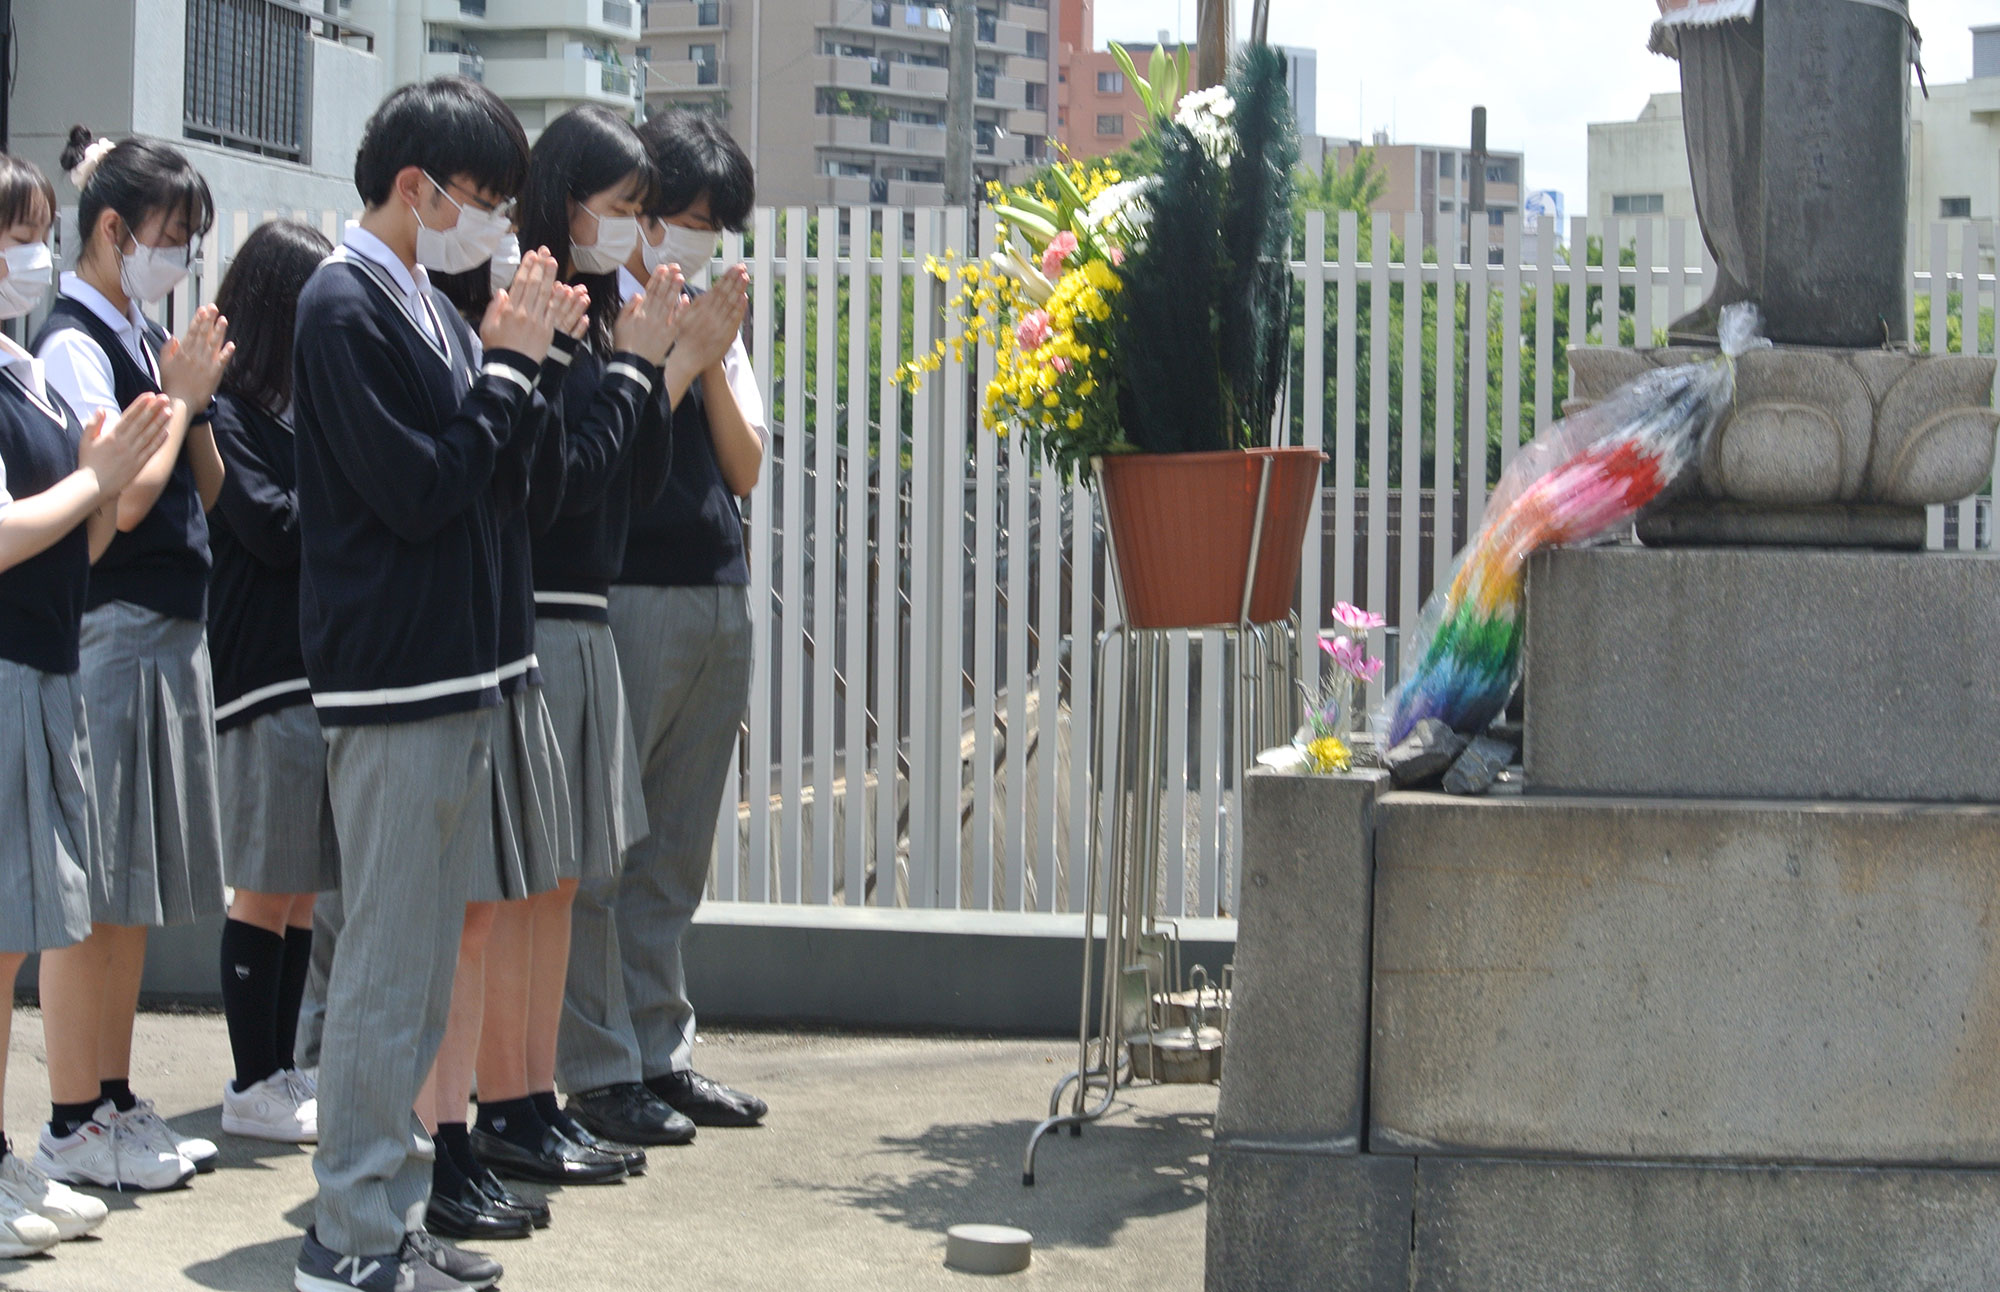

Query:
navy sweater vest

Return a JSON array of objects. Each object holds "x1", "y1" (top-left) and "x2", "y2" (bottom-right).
[
  {"x1": 292, "y1": 252, "x2": 538, "y2": 726},
  {"x1": 0, "y1": 374, "x2": 89, "y2": 674},
  {"x1": 207, "y1": 391, "x2": 310, "y2": 730},
  {"x1": 32, "y1": 298, "x2": 210, "y2": 621},
  {"x1": 531, "y1": 343, "x2": 667, "y2": 620},
  {"x1": 618, "y1": 376, "x2": 748, "y2": 588}
]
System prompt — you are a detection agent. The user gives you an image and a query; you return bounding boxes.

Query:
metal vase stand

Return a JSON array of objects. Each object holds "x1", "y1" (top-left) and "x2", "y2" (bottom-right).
[{"x1": 1023, "y1": 456, "x2": 1301, "y2": 1185}]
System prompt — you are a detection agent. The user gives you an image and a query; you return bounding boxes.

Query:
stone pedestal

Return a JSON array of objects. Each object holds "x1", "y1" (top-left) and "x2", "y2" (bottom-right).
[
  {"x1": 1566, "y1": 345, "x2": 1998, "y2": 545},
  {"x1": 1209, "y1": 770, "x2": 2000, "y2": 1292},
  {"x1": 1522, "y1": 545, "x2": 2000, "y2": 802}
]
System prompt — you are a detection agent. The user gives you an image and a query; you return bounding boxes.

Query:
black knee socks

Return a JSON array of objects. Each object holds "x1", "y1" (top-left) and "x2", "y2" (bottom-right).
[
  {"x1": 220, "y1": 919, "x2": 288, "y2": 1091},
  {"x1": 274, "y1": 924, "x2": 314, "y2": 1073},
  {"x1": 475, "y1": 1096, "x2": 547, "y2": 1150},
  {"x1": 49, "y1": 1099, "x2": 102, "y2": 1138},
  {"x1": 531, "y1": 1091, "x2": 580, "y2": 1139},
  {"x1": 99, "y1": 1079, "x2": 136, "y2": 1112}
]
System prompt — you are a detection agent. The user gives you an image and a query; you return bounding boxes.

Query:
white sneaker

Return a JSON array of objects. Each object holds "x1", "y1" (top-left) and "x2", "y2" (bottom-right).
[
  {"x1": 294, "y1": 1067, "x2": 317, "y2": 1099},
  {"x1": 0, "y1": 1188, "x2": 60, "y2": 1258},
  {"x1": 115, "y1": 1099, "x2": 218, "y2": 1174},
  {"x1": 0, "y1": 1148, "x2": 108, "y2": 1239},
  {"x1": 34, "y1": 1105, "x2": 193, "y2": 1193},
  {"x1": 221, "y1": 1070, "x2": 318, "y2": 1144}
]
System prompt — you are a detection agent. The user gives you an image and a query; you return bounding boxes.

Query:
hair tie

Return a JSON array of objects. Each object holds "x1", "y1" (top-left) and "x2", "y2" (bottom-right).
[{"x1": 67, "y1": 138, "x2": 116, "y2": 190}]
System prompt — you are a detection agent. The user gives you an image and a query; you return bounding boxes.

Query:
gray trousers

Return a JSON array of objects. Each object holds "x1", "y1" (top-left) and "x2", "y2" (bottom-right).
[
  {"x1": 293, "y1": 887, "x2": 340, "y2": 1071},
  {"x1": 558, "y1": 585, "x2": 752, "y2": 1091},
  {"x1": 313, "y1": 708, "x2": 494, "y2": 1256}
]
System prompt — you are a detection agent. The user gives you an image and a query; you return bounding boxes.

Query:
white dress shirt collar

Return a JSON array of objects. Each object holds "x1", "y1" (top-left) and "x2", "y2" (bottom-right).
[
  {"x1": 56, "y1": 271, "x2": 157, "y2": 377},
  {"x1": 343, "y1": 223, "x2": 440, "y2": 345}
]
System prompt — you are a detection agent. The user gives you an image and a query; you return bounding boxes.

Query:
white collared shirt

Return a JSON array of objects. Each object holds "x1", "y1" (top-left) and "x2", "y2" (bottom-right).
[
  {"x1": 39, "y1": 272, "x2": 160, "y2": 425},
  {"x1": 343, "y1": 223, "x2": 442, "y2": 347}
]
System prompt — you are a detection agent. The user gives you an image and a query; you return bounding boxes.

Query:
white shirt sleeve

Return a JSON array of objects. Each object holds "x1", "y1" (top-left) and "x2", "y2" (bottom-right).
[
  {"x1": 37, "y1": 329, "x2": 121, "y2": 425},
  {"x1": 720, "y1": 336, "x2": 768, "y2": 448},
  {"x1": 0, "y1": 454, "x2": 10, "y2": 512}
]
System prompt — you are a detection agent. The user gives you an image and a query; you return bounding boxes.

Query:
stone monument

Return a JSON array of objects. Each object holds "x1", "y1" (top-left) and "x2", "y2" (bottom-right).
[{"x1": 1206, "y1": 4, "x2": 2000, "y2": 1288}]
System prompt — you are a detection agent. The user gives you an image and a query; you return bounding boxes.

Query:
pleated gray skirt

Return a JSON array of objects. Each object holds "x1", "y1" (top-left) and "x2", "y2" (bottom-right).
[
  {"x1": 79, "y1": 601, "x2": 225, "y2": 927},
  {"x1": 0, "y1": 659, "x2": 97, "y2": 953},
  {"x1": 534, "y1": 619, "x2": 647, "y2": 882},
  {"x1": 463, "y1": 685, "x2": 570, "y2": 903},
  {"x1": 218, "y1": 702, "x2": 340, "y2": 895}
]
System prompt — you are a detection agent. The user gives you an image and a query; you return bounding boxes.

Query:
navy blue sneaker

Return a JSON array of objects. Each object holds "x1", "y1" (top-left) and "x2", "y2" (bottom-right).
[{"x1": 293, "y1": 1226, "x2": 483, "y2": 1292}]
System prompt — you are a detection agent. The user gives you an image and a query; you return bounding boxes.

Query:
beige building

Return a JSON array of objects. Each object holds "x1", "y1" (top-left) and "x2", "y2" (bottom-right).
[
  {"x1": 1589, "y1": 26, "x2": 2000, "y2": 271},
  {"x1": 1324, "y1": 134, "x2": 1525, "y2": 261},
  {"x1": 633, "y1": 0, "x2": 1057, "y2": 208}
]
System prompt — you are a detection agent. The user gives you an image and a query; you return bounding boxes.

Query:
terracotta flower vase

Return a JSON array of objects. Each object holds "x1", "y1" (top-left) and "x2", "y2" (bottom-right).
[{"x1": 1096, "y1": 447, "x2": 1327, "y2": 630}]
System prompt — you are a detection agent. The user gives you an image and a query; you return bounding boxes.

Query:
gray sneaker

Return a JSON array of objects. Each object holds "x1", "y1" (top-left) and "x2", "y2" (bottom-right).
[
  {"x1": 405, "y1": 1228, "x2": 502, "y2": 1289},
  {"x1": 293, "y1": 1226, "x2": 479, "y2": 1292}
]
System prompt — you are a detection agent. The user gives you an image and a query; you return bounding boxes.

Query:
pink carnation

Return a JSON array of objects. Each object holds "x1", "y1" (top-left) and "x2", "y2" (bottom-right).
[
  {"x1": 1332, "y1": 601, "x2": 1386, "y2": 632},
  {"x1": 1040, "y1": 231, "x2": 1079, "y2": 280},
  {"x1": 1320, "y1": 633, "x2": 1385, "y2": 684},
  {"x1": 1016, "y1": 309, "x2": 1052, "y2": 351}
]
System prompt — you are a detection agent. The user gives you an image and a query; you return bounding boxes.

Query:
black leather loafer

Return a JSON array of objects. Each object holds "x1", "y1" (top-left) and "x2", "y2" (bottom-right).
[
  {"x1": 469, "y1": 1125, "x2": 627, "y2": 1186},
  {"x1": 472, "y1": 1163, "x2": 551, "y2": 1229},
  {"x1": 559, "y1": 1120, "x2": 647, "y2": 1177},
  {"x1": 425, "y1": 1173, "x2": 533, "y2": 1241},
  {"x1": 648, "y1": 1070, "x2": 769, "y2": 1128},
  {"x1": 566, "y1": 1083, "x2": 697, "y2": 1147}
]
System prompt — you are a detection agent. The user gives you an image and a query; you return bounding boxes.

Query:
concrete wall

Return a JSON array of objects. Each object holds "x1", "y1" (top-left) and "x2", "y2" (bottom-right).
[{"x1": 1586, "y1": 92, "x2": 1698, "y2": 224}]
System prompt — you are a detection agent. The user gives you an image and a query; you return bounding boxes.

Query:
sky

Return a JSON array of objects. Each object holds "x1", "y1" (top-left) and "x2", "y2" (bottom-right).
[{"x1": 1086, "y1": 0, "x2": 1990, "y2": 216}]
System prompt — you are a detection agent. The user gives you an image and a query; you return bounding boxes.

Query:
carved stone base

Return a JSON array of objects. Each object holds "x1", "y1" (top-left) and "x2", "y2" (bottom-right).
[{"x1": 1568, "y1": 347, "x2": 1998, "y2": 546}]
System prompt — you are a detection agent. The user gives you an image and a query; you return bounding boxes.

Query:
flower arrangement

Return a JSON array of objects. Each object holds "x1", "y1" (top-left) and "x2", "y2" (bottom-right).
[
  {"x1": 897, "y1": 42, "x2": 1300, "y2": 481},
  {"x1": 1259, "y1": 603, "x2": 1386, "y2": 776}
]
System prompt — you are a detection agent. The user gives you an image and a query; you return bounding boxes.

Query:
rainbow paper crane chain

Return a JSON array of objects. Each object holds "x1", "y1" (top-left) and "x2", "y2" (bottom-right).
[{"x1": 1386, "y1": 306, "x2": 1766, "y2": 745}]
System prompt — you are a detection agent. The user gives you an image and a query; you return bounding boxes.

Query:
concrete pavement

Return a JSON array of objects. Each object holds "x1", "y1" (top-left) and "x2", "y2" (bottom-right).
[{"x1": 1, "y1": 1010, "x2": 1211, "y2": 1291}]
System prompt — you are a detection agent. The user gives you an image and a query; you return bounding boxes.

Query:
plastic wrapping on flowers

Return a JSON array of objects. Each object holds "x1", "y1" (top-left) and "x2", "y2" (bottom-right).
[{"x1": 1381, "y1": 304, "x2": 1770, "y2": 746}]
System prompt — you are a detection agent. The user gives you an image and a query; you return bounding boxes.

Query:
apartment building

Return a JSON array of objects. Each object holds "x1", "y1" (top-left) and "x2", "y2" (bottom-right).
[
  {"x1": 635, "y1": 0, "x2": 1058, "y2": 208},
  {"x1": 1326, "y1": 134, "x2": 1525, "y2": 261},
  {"x1": 348, "y1": 0, "x2": 643, "y2": 134},
  {"x1": 1590, "y1": 26, "x2": 2000, "y2": 270}
]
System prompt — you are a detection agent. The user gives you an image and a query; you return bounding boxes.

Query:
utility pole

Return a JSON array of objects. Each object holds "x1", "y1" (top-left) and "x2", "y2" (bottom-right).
[
  {"x1": 1458, "y1": 105, "x2": 1488, "y2": 539},
  {"x1": 944, "y1": 0, "x2": 977, "y2": 207},
  {"x1": 1466, "y1": 106, "x2": 1488, "y2": 267},
  {"x1": 1195, "y1": 0, "x2": 1229, "y2": 90}
]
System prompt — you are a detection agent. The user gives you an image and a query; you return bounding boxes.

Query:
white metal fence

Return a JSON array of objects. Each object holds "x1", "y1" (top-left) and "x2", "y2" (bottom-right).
[{"x1": 150, "y1": 206, "x2": 2000, "y2": 919}]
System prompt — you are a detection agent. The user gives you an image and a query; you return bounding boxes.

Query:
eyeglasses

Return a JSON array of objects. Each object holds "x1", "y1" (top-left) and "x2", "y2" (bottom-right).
[{"x1": 425, "y1": 172, "x2": 516, "y2": 225}]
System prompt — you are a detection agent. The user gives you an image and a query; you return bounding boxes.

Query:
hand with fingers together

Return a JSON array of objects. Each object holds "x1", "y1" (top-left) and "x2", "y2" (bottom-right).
[
  {"x1": 79, "y1": 393, "x2": 175, "y2": 497},
  {"x1": 613, "y1": 264, "x2": 687, "y2": 367},
  {"x1": 482, "y1": 247, "x2": 562, "y2": 364},
  {"x1": 159, "y1": 304, "x2": 234, "y2": 412}
]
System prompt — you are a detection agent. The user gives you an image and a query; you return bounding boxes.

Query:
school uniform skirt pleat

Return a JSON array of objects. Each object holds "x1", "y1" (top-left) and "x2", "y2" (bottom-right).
[
  {"x1": 535, "y1": 618, "x2": 647, "y2": 883},
  {"x1": 78, "y1": 600, "x2": 225, "y2": 926},
  {"x1": 466, "y1": 685, "x2": 570, "y2": 902},
  {"x1": 0, "y1": 658, "x2": 97, "y2": 953},
  {"x1": 218, "y1": 701, "x2": 340, "y2": 895}
]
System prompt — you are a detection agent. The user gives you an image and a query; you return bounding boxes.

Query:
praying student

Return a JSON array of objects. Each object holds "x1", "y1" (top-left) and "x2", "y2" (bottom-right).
[
  {"x1": 288, "y1": 77, "x2": 560, "y2": 1292},
  {"x1": 0, "y1": 150, "x2": 169, "y2": 1249},
  {"x1": 33, "y1": 126, "x2": 231, "y2": 1192},
  {"x1": 559, "y1": 108, "x2": 767, "y2": 1143},
  {"x1": 205, "y1": 219, "x2": 336, "y2": 1147}
]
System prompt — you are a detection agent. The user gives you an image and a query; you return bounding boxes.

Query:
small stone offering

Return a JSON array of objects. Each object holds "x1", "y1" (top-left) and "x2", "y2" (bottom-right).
[
  {"x1": 1384, "y1": 719, "x2": 1466, "y2": 789},
  {"x1": 1443, "y1": 735, "x2": 1518, "y2": 797}
]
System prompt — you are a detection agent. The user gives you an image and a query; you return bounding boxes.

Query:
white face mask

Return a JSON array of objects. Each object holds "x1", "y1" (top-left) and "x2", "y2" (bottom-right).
[
  {"x1": 571, "y1": 203, "x2": 641, "y2": 276},
  {"x1": 412, "y1": 172, "x2": 513, "y2": 276},
  {"x1": 120, "y1": 237, "x2": 191, "y2": 307},
  {"x1": 646, "y1": 221, "x2": 720, "y2": 283},
  {"x1": 0, "y1": 242, "x2": 53, "y2": 319},
  {"x1": 488, "y1": 232, "x2": 522, "y2": 294}
]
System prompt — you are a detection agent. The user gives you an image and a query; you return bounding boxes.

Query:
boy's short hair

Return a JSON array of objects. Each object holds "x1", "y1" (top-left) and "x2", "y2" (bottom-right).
[
  {"x1": 637, "y1": 110, "x2": 755, "y2": 232},
  {"x1": 353, "y1": 77, "x2": 530, "y2": 208}
]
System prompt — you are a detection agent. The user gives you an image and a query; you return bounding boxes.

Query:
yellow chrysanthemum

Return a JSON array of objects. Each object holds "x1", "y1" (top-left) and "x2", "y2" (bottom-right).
[{"x1": 1305, "y1": 737, "x2": 1353, "y2": 775}]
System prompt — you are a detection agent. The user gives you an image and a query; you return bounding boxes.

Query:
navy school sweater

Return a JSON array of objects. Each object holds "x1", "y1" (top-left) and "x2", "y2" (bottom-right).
[
  {"x1": 207, "y1": 391, "x2": 310, "y2": 730},
  {"x1": 618, "y1": 369, "x2": 748, "y2": 588},
  {"x1": 530, "y1": 342, "x2": 667, "y2": 620},
  {"x1": 31, "y1": 298, "x2": 210, "y2": 622},
  {"x1": 292, "y1": 249, "x2": 540, "y2": 726},
  {"x1": 0, "y1": 372, "x2": 90, "y2": 674}
]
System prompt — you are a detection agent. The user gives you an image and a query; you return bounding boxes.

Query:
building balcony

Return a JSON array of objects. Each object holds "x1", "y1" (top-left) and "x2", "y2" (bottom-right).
[
  {"x1": 425, "y1": 0, "x2": 639, "y2": 39},
  {"x1": 644, "y1": 0, "x2": 729, "y2": 33},
  {"x1": 646, "y1": 56, "x2": 727, "y2": 90},
  {"x1": 1001, "y1": 2, "x2": 1049, "y2": 31},
  {"x1": 977, "y1": 74, "x2": 1027, "y2": 109},
  {"x1": 886, "y1": 178, "x2": 947, "y2": 205},
  {"x1": 1004, "y1": 107, "x2": 1046, "y2": 137},
  {"x1": 419, "y1": 49, "x2": 487, "y2": 82},
  {"x1": 1002, "y1": 53, "x2": 1045, "y2": 82},
  {"x1": 484, "y1": 53, "x2": 640, "y2": 106},
  {"x1": 820, "y1": 114, "x2": 946, "y2": 157},
  {"x1": 820, "y1": 54, "x2": 948, "y2": 98}
]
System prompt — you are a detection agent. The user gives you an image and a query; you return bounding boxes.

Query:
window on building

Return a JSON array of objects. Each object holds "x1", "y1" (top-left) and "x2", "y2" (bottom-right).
[
  {"x1": 697, "y1": 0, "x2": 719, "y2": 23},
  {"x1": 690, "y1": 43, "x2": 718, "y2": 84},
  {"x1": 871, "y1": 1, "x2": 890, "y2": 26},
  {"x1": 1610, "y1": 193, "x2": 1664, "y2": 216},
  {"x1": 976, "y1": 8, "x2": 997, "y2": 41},
  {"x1": 977, "y1": 66, "x2": 996, "y2": 98},
  {"x1": 1025, "y1": 30, "x2": 1046, "y2": 56},
  {"x1": 636, "y1": 44, "x2": 652, "y2": 61},
  {"x1": 185, "y1": 0, "x2": 309, "y2": 160},
  {"x1": 1024, "y1": 134, "x2": 1046, "y2": 161},
  {"x1": 1096, "y1": 113, "x2": 1123, "y2": 136},
  {"x1": 1097, "y1": 70, "x2": 1124, "y2": 95},
  {"x1": 1942, "y1": 197, "x2": 1973, "y2": 220},
  {"x1": 1488, "y1": 207, "x2": 1506, "y2": 227},
  {"x1": 1437, "y1": 151, "x2": 1453, "y2": 179},
  {"x1": 976, "y1": 121, "x2": 997, "y2": 155},
  {"x1": 1024, "y1": 81, "x2": 1045, "y2": 108},
  {"x1": 1439, "y1": 199, "x2": 1454, "y2": 212}
]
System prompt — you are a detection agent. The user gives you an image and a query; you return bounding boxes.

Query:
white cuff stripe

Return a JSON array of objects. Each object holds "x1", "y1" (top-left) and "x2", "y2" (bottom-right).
[
  {"x1": 534, "y1": 591, "x2": 611, "y2": 609},
  {"x1": 314, "y1": 668, "x2": 500, "y2": 709},
  {"x1": 548, "y1": 348, "x2": 575, "y2": 367},
  {"x1": 606, "y1": 362, "x2": 654, "y2": 394},
  {"x1": 483, "y1": 362, "x2": 534, "y2": 395},
  {"x1": 214, "y1": 677, "x2": 312, "y2": 722}
]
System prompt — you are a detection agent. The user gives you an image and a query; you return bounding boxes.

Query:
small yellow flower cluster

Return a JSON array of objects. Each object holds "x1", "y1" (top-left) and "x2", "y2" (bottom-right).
[{"x1": 1305, "y1": 736, "x2": 1353, "y2": 775}]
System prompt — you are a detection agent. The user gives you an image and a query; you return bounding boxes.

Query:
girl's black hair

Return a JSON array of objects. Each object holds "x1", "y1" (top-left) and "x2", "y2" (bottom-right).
[
  {"x1": 214, "y1": 220, "x2": 332, "y2": 417},
  {"x1": 353, "y1": 77, "x2": 530, "y2": 208},
  {"x1": 637, "y1": 110, "x2": 755, "y2": 232},
  {"x1": 518, "y1": 105, "x2": 651, "y2": 350},
  {"x1": 0, "y1": 152, "x2": 55, "y2": 235},
  {"x1": 60, "y1": 126, "x2": 215, "y2": 254}
]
